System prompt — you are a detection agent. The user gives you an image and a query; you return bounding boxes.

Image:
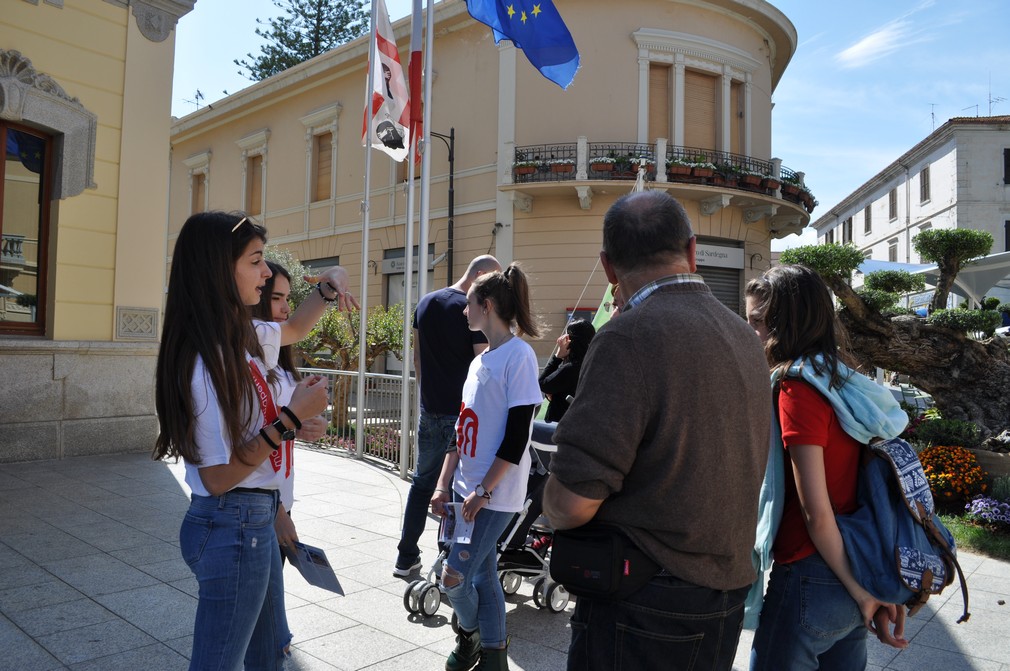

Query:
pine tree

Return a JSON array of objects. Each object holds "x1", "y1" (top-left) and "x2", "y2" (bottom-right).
[{"x1": 235, "y1": 0, "x2": 369, "y2": 81}]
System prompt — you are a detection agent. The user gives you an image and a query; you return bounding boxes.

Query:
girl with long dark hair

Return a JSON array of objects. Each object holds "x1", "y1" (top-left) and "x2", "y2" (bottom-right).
[
  {"x1": 745, "y1": 264, "x2": 909, "y2": 670},
  {"x1": 431, "y1": 263, "x2": 542, "y2": 671},
  {"x1": 538, "y1": 318, "x2": 596, "y2": 422},
  {"x1": 154, "y1": 211, "x2": 355, "y2": 670}
]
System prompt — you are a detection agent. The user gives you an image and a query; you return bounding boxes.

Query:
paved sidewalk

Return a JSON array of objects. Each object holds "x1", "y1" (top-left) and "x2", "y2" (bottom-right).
[{"x1": 0, "y1": 448, "x2": 1006, "y2": 670}]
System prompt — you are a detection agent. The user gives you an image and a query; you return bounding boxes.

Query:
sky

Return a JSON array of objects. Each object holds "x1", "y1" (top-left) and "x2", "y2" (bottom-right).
[{"x1": 171, "y1": 1, "x2": 1010, "y2": 250}]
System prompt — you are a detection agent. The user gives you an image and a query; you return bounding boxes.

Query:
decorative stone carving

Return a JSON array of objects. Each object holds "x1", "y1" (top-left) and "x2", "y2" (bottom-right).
[
  {"x1": 700, "y1": 194, "x2": 731, "y2": 216},
  {"x1": 116, "y1": 307, "x2": 159, "y2": 341},
  {"x1": 511, "y1": 191, "x2": 532, "y2": 213},
  {"x1": 575, "y1": 185, "x2": 593, "y2": 210},
  {"x1": 0, "y1": 50, "x2": 97, "y2": 199},
  {"x1": 129, "y1": 0, "x2": 196, "y2": 43}
]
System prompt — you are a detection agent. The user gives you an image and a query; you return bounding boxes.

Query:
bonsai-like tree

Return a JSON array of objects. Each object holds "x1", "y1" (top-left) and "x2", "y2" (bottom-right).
[
  {"x1": 235, "y1": 0, "x2": 368, "y2": 81},
  {"x1": 780, "y1": 228, "x2": 1010, "y2": 437}
]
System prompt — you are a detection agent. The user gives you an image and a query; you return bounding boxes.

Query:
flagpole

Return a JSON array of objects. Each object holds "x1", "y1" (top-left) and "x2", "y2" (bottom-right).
[
  {"x1": 399, "y1": 0, "x2": 423, "y2": 479},
  {"x1": 416, "y1": 0, "x2": 435, "y2": 305},
  {"x1": 356, "y1": 0, "x2": 379, "y2": 458}
]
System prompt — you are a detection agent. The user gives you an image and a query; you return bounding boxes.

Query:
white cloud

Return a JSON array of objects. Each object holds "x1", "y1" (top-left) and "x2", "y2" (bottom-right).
[{"x1": 835, "y1": 19, "x2": 916, "y2": 69}]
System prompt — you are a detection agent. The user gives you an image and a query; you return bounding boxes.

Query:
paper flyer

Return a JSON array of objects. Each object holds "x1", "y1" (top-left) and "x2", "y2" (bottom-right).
[{"x1": 282, "y1": 541, "x2": 344, "y2": 595}]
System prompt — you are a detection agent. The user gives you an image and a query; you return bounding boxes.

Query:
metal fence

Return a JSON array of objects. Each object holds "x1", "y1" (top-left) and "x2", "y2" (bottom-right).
[{"x1": 297, "y1": 368, "x2": 417, "y2": 479}]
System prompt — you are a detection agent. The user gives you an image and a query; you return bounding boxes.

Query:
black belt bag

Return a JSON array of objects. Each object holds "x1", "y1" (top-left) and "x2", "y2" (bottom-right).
[{"x1": 549, "y1": 523, "x2": 660, "y2": 600}]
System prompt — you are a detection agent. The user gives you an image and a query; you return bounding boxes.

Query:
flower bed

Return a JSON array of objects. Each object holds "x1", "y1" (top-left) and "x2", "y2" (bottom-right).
[{"x1": 920, "y1": 444, "x2": 988, "y2": 503}]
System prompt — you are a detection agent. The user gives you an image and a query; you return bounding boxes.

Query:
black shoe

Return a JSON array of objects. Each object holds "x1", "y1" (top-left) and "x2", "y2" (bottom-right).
[
  {"x1": 393, "y1": 556, "x2": 423, "y2": 577},
  {"x1": 445, "y1": 628, "x2": 481, "y2": 671}
]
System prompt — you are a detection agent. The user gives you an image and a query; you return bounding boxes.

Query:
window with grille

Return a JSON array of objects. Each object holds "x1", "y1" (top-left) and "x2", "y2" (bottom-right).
[
  {"x1": 864, "y1": 205, "x2": 872, "y2": 234},
  {"x1": 313, "y1": 132, "x2": 333, "y2": 202},
  {"x1": 919, "y1": 165, "x2": 930, "y2": 202},
  {"x1": 246, "y1": 154, "x2": 263, "y2": 215},
  {"x1": 888, "y1": 188, "x2": 897, "y2": 221},
  {"x1": 842, "y1": 217, "x2": 852, "y2": 244},
  {"x1": 888, "y1": 239, "x2": 898, "y2": 262}
]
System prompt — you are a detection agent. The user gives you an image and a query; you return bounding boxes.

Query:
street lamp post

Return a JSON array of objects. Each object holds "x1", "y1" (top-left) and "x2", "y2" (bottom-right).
[{"x1": 429, "y1": 128, "x2": 454, "y2": 285}]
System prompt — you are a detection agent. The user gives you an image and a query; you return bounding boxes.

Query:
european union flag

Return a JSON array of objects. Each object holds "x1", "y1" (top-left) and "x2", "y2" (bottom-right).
[{"x1": 466, "y1": 0, "x2": 580, "y2": 90}]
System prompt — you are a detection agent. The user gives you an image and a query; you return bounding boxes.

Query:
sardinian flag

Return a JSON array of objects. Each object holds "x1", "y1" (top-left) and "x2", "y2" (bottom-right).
[{"x1": 362, "y1": 0, "x2": 410, "y2": 162}]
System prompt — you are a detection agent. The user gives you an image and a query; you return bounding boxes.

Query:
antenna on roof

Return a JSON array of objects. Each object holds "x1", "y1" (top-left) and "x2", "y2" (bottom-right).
[
  {"x1": 961, "y1": 104, "x2": 979, "y2": 117},
  {"x1": 988, "y1": 74, "x2": 1006, "y2": 115},
  {"x1": 183, "y1": 89, "x2": 205, "y2": 111},
  {"x1": 929, "y1": 103, "x2": 936, "y2": 130}
]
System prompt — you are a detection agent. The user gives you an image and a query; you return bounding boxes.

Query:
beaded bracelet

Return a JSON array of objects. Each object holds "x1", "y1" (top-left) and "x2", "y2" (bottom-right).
[{"x1": 316, "y1": 282, "x2": 336, "y2": 303}]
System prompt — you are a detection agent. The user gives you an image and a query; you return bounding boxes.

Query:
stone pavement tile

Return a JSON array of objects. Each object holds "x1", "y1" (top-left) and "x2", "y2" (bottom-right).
[
  {"x1": 294, "y1": 624, "x2": 415, "y2": 671},
  {"x1": 131, "y1": 491, "x2": 192, "y2": 514},
  {"x1": 0, "y1": 470, "x2": 35, "y2": 491},
  {"x1": 910, "y1": 590, "x2": 1010, "y2": 664},
  {"x1": 120, "y1": 511, "x2": 186, "y2": 543},
  {"x1": 47, "y1": 483, "x2": 123, "y2": 504},
  {"x1": 0, "y1": 540, "x2": 35, "y2": 569},
  {"x1": 95, "y1": 583, "x2": 197, "y2": 641},
  {"x1": 321, "y1": 585, "x2": 453, "y2": 647},
  {"x1": 292, "y1": 517, "x2": 386, "y2": 549},
  {"x1": 0, "y1": 558, "x2": 58, "y2": 591},
  {"x1": 2, "y1": 525, "x2": 101, "y2": 564},
  {"x1": 0, "y1": 578, "x2": 83, "y2": 613},
  {"x1": 964, "y1": 570, "x2": 1010, "y2": 596},
  {"x1": 505, "y1": 637, "x2": 572, "y2": 671},
  {"x1": 164, "y1": 634, "x2": 193, "y2": 659},
  {"x1": 134, "y1": 556, "x2": 194, "y2": 583},
  {"x1": 0, "y1": 505, "x2": 42, "y2": 535},
  {"x1": 36, "y1": 618, "x2": 156, "y2": 666},
  {"x1": 0, "y1": 613, "x2": 65, "y2": 671},
  {"x1": 286, "y1": 603, "x2": 359, "y2": 643},
  {"x1": 974, "y1": 556, "x2": 1010, "y2": 579},
  {"x1": 112, "y1": 538, "x2": 181, "y2": 568},
  {"x1": 42, "y1": 553, "x2": 160, "y2": 598},
  {"x1": 168, "y1": 576, "x2": 199, "y2": 598},
  {"x1": 67, "y1": 642, "x2": 189, "y2": 671},
  {"x1": 884, "y1": 642, "x2": 1003, "y2": 671},
  {"x1": 7, "y1": 597, "x2": 118, "y2": 637},
  {"x1": 62, "y1": 519, "x2": 162, "y2": 553},
  {"x1": 45, "y1": 507, "x2": 118, "y2": 533},
  {"x1": 363, "y1": 647, "x2": 452, "y2": 671},
  {"x1": 286, "y1": 647, "x2": 341, "y2": 670},
  {"x1": 326, "y1": 509, "x2": 404, "y2": 538}
]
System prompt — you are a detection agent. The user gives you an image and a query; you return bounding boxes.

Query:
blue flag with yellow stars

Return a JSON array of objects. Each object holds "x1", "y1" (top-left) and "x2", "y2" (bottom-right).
[{"x1": 466, "y1": 0, "x2": 579, "y2": 89}]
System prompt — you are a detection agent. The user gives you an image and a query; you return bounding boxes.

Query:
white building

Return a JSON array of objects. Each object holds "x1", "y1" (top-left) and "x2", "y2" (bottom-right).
[{"x1": 811, "y1": 115, "x2": 1010, "y2": 305}]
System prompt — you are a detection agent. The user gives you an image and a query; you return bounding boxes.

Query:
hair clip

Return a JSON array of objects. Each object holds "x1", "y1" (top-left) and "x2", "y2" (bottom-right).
[{"x1": 231, "y1": 217, "x2": 248, "y2": 233}]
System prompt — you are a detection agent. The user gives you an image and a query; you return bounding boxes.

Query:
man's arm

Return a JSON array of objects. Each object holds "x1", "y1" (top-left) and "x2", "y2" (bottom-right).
[
  {"x1": 543, "y1": 474, "x2": 604, "y2": 530},
  {"x1": 412, "y1": 328, "x2": 421, "y2": 388}
]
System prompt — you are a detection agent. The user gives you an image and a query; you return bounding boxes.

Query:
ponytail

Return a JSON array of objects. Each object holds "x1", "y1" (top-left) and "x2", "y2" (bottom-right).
[{"x1": 473, "y1": 262, "x2": 541, "y2": 338}]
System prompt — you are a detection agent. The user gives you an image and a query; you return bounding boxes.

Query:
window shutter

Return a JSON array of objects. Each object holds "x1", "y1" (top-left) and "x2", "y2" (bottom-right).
[
  {"x1": 314, "y1": 132, "x2": 332, "y2": 201},
  {"x1": 191, "y1": 173, "x2": 205, "y2": 213},
  {"x1": 684, "y1": 70, "x2": 717, "y2": 151},
  {"x1": 648, "y1": 64, "x2": 671, "y2": 142},
  {"x1": 730, "y1": 81, "x2": 743, "y2": 155},
  {"x1": 247, "y1": 155, "x2": 263, "y2": 215}
]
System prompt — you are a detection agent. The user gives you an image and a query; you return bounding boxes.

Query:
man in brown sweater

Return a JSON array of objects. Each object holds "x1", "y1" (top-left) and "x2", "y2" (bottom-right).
[{"x1": 544, "y1": 191, "x2": 771, "y2": 671}]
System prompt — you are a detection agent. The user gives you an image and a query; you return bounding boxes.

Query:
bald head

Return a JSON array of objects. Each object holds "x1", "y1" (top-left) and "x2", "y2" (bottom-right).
[
  {"x1": 603, "y1": 191, "x2": 694, "y2": 275},
  {"x1": 456, "y1": 255, "x2": 501, "y2": 291}
]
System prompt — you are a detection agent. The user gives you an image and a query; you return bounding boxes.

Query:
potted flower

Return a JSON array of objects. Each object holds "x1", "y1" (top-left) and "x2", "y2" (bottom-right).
[
  {"x1": 781, "y1": 175, "x2": 803, "y2": 198},
  {"x1": 548, "y1": 158, "x2": 576, "y2": 174},
  {"x1": 590, "y1": 156, "x2": 616, "y2": 172},
  {"x1": 632, "y1": 156, "x2": 655, "y2": 173},
  {"x1": 689, "y1": 155, "x2": 715, "y2": 178},
  {"x1": 512, "y1": 158, "x2": 541, "y2": 177},
  {"x1": 738, "y1": 168, "x2": 763, "y2": 188},
  {"x1": 666, "y1": 157, "x2": 692, "y2": 177},
  {"x1": 761, "y1": 174, "x2": 782, "y2": 191}
]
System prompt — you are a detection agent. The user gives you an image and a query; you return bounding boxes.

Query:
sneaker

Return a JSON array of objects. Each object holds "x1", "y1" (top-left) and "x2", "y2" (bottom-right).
[{"x1": 393, "y1": 556, "x2": 423, "y2": 577}]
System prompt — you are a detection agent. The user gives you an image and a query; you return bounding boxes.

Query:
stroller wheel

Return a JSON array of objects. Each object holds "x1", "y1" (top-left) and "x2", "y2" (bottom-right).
[
  {"x1": 403, "y1": 579, "x2": 425, "y2": 613},
  {"x1": 532, "y1": 578, "x2": 547, "y2": 609},
  {"x1": 500, "y1": 571, "x2": 522, "y2": 595},
  {"x1": 547, "y1": 583, "x2": 570, "y2": 613},
  {"x1": 420, "y1": 583, "x2": 442, "y2": 617}
]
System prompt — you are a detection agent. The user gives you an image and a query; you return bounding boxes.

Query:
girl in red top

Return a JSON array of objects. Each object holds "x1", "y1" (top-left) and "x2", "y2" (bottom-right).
[{"x1": 746, "y1": 265, "x2": 907, "y2": 670}]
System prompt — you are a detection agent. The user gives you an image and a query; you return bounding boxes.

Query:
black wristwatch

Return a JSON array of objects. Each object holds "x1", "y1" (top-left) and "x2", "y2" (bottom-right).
[
  {"x1": 271, "y1": 417, "x2": 295, "y2": 442},
  {"x1": 475, "y1": 484, "x2": 492, "y2": 500}
]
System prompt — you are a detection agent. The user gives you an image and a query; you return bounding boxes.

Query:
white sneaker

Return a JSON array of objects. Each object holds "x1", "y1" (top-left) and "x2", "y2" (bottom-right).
[{"x1": 392, "y1": 556, "x2": 423, "y2": 577}]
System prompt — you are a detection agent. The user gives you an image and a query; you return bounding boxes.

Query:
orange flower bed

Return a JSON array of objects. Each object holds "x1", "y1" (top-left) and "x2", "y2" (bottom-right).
[{"x1": 919, "y1": 445, "x2": 988, "y2": 502}]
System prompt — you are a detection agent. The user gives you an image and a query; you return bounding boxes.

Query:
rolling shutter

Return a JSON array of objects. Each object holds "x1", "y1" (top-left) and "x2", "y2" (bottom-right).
[
  {"x1": 684, "y1": 70, "x2": 717, "y2": 151},
  {"x1": 649, "y1": 64, "x2": 671, "y2": 142},
  {"x1": 698, "y1": 266, "x2": 741, "y2": 316}
]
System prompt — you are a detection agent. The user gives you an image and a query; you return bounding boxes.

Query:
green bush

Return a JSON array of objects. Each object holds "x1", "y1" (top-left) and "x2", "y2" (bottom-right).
[
  {"x1": 863, "y1": 270, "x2": 926, "y2": 294},
  {"x1": 881, "y1": 306, "x2": 916, "y2": 318},
  {"x1": 980, "y1": 296, "x2": 1001, "y2": 311},
  {"x1": 779, "y1": 244, "x2": 865, "y2": 280},
  {"x1": 991, "y1": 475, "x2": 1010, "y2": 502},
  {"x1": 915, "y1": 418, "x2": 982, "y2": 449},
  {"x1": 855, "y1": 288, "x2": 899, "y2": 312},
  {"x1": 926, "y1": 308, "x2": 1002, "y2": 337},
  {"x1": 998, "y1": 303, "x2": 1010, "y2": 315}
]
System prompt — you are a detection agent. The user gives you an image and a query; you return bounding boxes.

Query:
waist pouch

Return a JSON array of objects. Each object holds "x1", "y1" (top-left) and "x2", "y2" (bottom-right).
[{"x1": 549, "y1": 522, "x2": 660, "y2": 600}]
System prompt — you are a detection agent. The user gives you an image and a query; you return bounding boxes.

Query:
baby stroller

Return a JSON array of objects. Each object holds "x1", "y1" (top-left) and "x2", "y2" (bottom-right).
[{"x1": 402, "y1": 421, "x2": 571, "y2": 621}]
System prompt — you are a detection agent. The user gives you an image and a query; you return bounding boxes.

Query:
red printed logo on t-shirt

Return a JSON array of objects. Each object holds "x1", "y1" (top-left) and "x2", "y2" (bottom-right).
[{"x1": 457, "y1": 406, "x2": 479, "y2": 458}]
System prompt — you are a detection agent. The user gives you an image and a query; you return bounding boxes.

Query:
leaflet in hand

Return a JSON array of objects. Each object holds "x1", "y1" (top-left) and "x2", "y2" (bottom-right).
[
  {"x1": 282, "y1": 541, "x2": 344, "y2": 595},
  {"x1": 438, "y1": 502, "x2": 475, "y2": 545}
]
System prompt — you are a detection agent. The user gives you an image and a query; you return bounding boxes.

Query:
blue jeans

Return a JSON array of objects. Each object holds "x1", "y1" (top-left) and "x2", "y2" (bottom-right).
[
  {"x1": 397, "y1": 410, "x2": 457, "y2": 565},
  {"x1": 443, "y1": 506, "x2": 513, "y2": 648},
  {"x1": 567, "y1": 574, "x2": 749, "y2": 671},
  {"x1": 750, "y1": 553, "x2": 866, "y2": 671},
  {"x1": 181, "y1": 490, "x2": 292, "y2": 671}
]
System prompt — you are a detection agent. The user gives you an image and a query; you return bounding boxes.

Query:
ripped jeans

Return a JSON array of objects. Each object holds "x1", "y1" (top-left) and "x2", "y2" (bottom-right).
[{"x1": 442, "y1": 506, "x2": 513, "y2": 648}]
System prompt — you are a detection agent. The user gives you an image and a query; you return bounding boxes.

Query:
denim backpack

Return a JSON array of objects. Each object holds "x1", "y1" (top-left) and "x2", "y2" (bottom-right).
[{"x1": 835, "y1": 437, "x2": 970, "y2": 622}]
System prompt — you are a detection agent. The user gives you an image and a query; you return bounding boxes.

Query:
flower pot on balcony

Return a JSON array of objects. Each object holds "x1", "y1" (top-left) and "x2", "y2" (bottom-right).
[
  {"x1": 551, "y1": 163, "x2": 575, "y2": 174},
  {"x1": 514, "y1": 165, "x2": 536, "y2": 176},
  {"x1": 739, "y1": 174, "x2": 762, "y2": 188},
  {"x1": 667, "y1": 164, "x2": 692, "y2": 177},
  {"x1": 591, "y1": 162, "x2": 615, "y2": 172},
  {"x1": 762, "y1": 177, "x2": 782, "y2": 191},
  {"x1": 691, "y1": 166, "x2": 714, "y2": 178}
]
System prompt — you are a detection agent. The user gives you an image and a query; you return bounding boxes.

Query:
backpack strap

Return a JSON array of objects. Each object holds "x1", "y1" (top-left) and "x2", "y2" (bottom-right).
[{"x1": 918, "y1": 500, "x2": 971, "y2": 624}]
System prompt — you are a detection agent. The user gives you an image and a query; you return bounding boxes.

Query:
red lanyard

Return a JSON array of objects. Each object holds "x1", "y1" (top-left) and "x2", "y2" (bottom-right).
[{"x1": 248, "y1": 360, "x2": 292, "y2": 476}]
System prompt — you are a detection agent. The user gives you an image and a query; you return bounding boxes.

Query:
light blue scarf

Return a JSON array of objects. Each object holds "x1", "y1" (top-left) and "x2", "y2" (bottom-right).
[{"x1": 743, "y1": 355, "x2": 909, "y2": 630}]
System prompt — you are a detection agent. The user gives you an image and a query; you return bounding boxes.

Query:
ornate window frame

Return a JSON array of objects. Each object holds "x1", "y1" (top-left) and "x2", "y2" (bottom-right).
[
  {"x1": 299, "y1": 103, "x2": 342, "y2": 205},
  {"x1": 237, "y1": 129, "x2": 270, "y2": 218},
  {"x1": 182, "y1": 150, "x2": 210, "y2": 214}
]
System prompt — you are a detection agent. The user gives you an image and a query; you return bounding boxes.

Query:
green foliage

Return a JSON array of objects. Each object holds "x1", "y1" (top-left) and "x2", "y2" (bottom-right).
[
  {"x1": 926, "y1": 308, "x2": 1002, "y2": 337},
  {"x1": 863, "y1": 270, "x2": 926, "y2": 294},
  {"x1": 778, "y1": 244, "x2": 866, "y2": 282},
  {"x1": 915, "y1": 418, "x2": 982, "y2": 449},
  {"x1": 912, "y1": 228, "x2": 993, "y2": 266},
  {"x1": 855, "y1": 288, "x2": 900, "y2": 312},
  {"x1": 998, "y1": 303, "x2": 1010, "y2": 315},
  {"x1": 992, "y1": 475, "x2": 1010, "y2": 502},
  {"x1": 880, "y1": 306, "x2": 916, "y2": 318},
  {"x1": 235, "y1": 0, "x2": 368, "y2": 81},
  {"x1": 263, "y1": 246, "x2": 312, "y2": 306},
  {"x1": 14, "y1": 293, "x2": 37, "y2": 308},
  {"x1": 939, "y1": 513, "x2": 1010, "y2": 560},
  {"x1": 981, "y1": 296, "x2": 1001, "y2": 311},
  {"x1": 297, "y1": 303, "x2": 406, "y2": 371}
]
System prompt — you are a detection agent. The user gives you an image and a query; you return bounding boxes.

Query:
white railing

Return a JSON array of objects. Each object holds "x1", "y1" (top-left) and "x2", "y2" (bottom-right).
[{"x1": 297, "y1": 368, "x2": 417, "y2": 479}]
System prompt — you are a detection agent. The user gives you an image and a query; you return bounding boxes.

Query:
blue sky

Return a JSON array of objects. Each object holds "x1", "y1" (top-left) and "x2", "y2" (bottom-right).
[{"x1": 172, "y1": 1, "x2": 1010, "y2": 250}]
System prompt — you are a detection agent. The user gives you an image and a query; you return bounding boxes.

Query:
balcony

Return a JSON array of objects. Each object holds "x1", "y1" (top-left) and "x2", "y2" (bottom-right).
[{"x1": 503, "y1": 139, "x2": 813, "y2": 236}]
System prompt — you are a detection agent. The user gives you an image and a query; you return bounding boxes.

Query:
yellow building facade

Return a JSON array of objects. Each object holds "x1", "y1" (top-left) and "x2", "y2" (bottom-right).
[
  {"x1": 170, "y1": 1, "x2": 810, "y2": 372},
  {"x1": 0, "y1": 0, "x2": 194, "y2": 462}
]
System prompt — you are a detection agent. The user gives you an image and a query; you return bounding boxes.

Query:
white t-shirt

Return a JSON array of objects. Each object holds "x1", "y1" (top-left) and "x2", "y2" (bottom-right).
[
  {"x1": 452, "y1": 336, "x2": 542, "y2": 513},
  {"x1": 183, "y1": 321, "x2": 286, "y2": 497},
  {"x1": 273, "y1": 367, "x2": 297, "y2": 511}
]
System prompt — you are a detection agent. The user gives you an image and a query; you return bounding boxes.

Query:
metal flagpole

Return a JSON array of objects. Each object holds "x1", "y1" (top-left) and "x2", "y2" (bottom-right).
[
  {"x1": 416, "y1": 0, "x2": 435, "y2": 304},
  {"x1": 356, "y1": 0, "x2": 379, "y2": 458}
]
